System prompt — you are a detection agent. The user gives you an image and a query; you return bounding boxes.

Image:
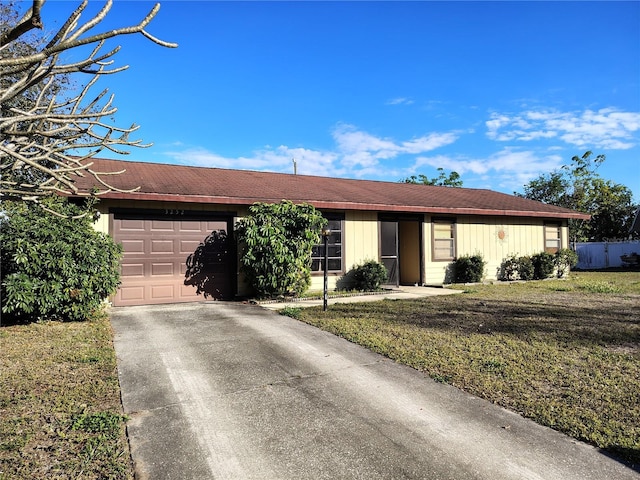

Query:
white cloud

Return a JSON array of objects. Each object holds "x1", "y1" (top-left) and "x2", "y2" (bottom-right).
[
  {"x1": 386, "y1": 97, "x2": 414, "y2": 106},
  {"x1": 332, "y1": 123, "x2": 458, "y2": 166},
  {"x1": 412, "y1": 148, "x2": 563, "y2": 192},
  {"x1": 486, "y1": 108, "x2": 640, "y2": 150},
  {"x1": 166, "y1": 145, "x2": 338, "y2": 175},
  {"x1": 165, "y1": 124, "x2": 459, "y2": 179}
]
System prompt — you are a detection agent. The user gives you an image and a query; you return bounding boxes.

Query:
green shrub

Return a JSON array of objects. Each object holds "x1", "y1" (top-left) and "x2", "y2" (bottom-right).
[
  {"x1": 517, "y1": 256, "x2": 535, "y2": 280},
  {"x1": 531, "y1": 252, "x2": 555, "y2": 280},
  {"x1": 500, "y1": 254, "x2": 535, "y2": 281},
  {"x1": 500, "y1": 255, "x2": 520, "y2": 281},
  {"x1": 554, "y1": 248, "x2": 578, "y2": 278},
  {"x1": 235, "y1": 201, "x2": 326, "y2": 298},
  {"x1": 351, "y1": 260, "x2": 388, "y2": 291},
  {"x1": 1, "y1": 197, "x2": 122, "y2": 323},
  {"x1": 454, "y1": 254, "x2": 486, "y2": 283}
]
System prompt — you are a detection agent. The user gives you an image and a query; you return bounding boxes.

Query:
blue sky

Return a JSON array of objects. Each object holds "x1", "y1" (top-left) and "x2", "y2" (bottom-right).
[{"x1": 33, "y1": 1, "x2": 640, "y2": 199}]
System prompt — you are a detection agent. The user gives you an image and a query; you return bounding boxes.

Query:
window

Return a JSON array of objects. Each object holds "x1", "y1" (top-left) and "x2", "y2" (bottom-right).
[
  {"x1": 544, "y1": 224, "x2": 562, "y2": 254},
  {"x1": 432, "y1": 219, "x2": 455, "y2": 261},
  {"x1": 311, "y1": 214, "x2": 344, "y2": 273}
]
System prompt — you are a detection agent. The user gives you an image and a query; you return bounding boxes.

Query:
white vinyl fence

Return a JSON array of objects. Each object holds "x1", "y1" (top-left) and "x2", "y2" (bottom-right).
[{"x1": 574, "y1": 241, "x2": 640, "y2": 269}]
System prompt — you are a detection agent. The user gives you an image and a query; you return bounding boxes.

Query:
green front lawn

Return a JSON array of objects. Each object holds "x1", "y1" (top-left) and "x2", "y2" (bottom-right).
[
  {"x1": 293, "y1": 271, "x2": 640, "y2": 466},
  {"x1": 0, "y1": 312, "x2": 133, "y2": 480}
]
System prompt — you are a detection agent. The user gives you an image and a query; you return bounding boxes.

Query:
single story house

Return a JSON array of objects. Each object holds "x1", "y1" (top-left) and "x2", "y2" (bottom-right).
[{"x1": 75, "y1": 158, "x2": 589, "y2": 306}]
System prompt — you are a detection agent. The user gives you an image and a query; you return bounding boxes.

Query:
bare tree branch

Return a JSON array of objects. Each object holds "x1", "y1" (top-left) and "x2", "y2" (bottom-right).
[{"x1": 0, "y1": 0, "x2": 177, "y2": 213}]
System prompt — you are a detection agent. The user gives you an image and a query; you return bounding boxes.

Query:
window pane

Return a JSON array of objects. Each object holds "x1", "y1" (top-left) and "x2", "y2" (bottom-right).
[
  {"x1": 433, "y1": 220, "x2": 455, "y2": 260},
  {"x1": 434, "y1": 238, "x2": 454, "y2": 260},
  {"x1": 328, "y1": 219, "x2": 342, "y2": 231},
  {"x1": 312, "y1": 214, "x2": 344, "y2": 273},
  {"x1": 381, "y1": 221, "x2": 397, "y2": 257},
  {"x1": 434, "y1": 224, "x2": 453, "y2": 239},
  {"x1": 544, "y1": 225, "x2": 561, "y2": 254},
  {"x1": 327, "y1": 259, "x2": 341, "y2": 271}
]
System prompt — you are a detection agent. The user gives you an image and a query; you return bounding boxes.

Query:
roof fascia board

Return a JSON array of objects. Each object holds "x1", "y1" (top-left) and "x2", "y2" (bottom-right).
[{"x1": 97, "y1": 192, "x2": 590, "y2": 220}]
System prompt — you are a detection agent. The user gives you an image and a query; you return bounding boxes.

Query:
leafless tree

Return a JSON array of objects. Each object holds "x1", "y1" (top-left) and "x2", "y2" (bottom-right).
[{"x1": 0, "y1": 0, "x2": 177, "y2": 212}]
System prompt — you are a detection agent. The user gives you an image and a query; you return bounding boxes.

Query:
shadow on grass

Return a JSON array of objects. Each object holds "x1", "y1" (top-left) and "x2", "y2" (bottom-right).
[{"x1": 384, "y1": 294, "x2": 640, "y2": 349}]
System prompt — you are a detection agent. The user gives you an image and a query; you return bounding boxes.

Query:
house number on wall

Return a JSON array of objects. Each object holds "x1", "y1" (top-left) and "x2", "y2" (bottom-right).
[{"x1": 164, "y1": 209, "x2": 185, "y2": 216}]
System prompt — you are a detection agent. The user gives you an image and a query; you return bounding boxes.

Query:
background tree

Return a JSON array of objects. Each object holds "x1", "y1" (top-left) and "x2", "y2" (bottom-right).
[
  {"x1": 0, "y1": 0, "x2": 176, "y2": 213},
  {"x1": 518, "y1": 151, "x2": 638, "y2": 241},
  {"x1": 402, "y1": 167, "x2": 463, "y2": 187},
  {"x1": 235, "y1": 201, "x2": 327, "y2": 298}
]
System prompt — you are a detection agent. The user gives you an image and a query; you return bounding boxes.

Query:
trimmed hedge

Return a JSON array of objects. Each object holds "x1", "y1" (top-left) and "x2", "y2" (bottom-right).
[
  {"x1": 454, "y1": 254, "x2": 486, "y2": 283},
  {"x1": 351, "y1": 260, "x2": 388, "y2": 291},
  {"x1": 500, "y1": 249, "x2": 578, "y2": 281}
]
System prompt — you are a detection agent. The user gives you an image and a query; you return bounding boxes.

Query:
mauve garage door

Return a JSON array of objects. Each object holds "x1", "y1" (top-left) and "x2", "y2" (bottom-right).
[{"x1": 112, "y1": 215, "x2": 234, "y2": 306}]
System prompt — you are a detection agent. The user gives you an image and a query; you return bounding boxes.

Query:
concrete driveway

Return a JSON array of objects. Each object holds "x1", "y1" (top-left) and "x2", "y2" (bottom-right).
[{"x1": 110, "y1": 302, "x2": 638, "y2": 480}]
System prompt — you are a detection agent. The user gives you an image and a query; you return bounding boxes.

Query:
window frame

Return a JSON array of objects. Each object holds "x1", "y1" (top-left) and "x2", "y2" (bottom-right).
[
  {"x1": 432, "y1": 218, "x2": 456, "y2": 261},
  {"x1": 544, "y1": 222, "x2": 562, "y2": 254},
  {"x1": 311, "y1": 213, "x2": 344, "y2": 275}
]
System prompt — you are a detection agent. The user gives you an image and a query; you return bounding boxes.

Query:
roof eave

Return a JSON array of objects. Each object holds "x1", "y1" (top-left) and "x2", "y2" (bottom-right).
[{"x1": 95, "y1": 191, "x2": 591, "y2": 220}]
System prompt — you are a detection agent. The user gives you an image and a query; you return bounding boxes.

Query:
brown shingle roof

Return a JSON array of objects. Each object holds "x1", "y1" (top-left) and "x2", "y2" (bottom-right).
[{"x1": 75, "y1": 158, "x2": 589, "y2": 220}]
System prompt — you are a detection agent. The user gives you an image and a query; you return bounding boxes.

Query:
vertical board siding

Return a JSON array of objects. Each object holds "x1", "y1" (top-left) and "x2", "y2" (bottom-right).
[
  {"x1": 310, "y1": 210, "x2": 379, "y2": 291},
  {"x1": 423, "y1": 216, "x2": 560, "y2": 284},
  {"x1": 98, "y1": 200, "x2": 574, "y2": 292},
  {"x1": 345, "y1": 210, "x2": 379, "y2": 270}
]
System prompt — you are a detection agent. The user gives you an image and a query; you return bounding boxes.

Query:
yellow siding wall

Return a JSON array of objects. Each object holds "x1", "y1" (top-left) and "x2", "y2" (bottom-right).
[
  {"x1": 309, "y1": 210, "x2": 379, "y2": 291},
  {"x1": 95, "y1": 199, "x2": 570, "y2": 292},
  {"x1": 423, "y1": 215, "x2": 568, "y2": 284}
]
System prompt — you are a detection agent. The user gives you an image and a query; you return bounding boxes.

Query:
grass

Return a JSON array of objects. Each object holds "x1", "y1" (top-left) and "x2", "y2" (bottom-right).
[
  {"x1": 0, "y1": 310, "x2": 133, "y2": 480},
  {"x1": 294, "y1": 271, "x2": 640, "y2": 467}
]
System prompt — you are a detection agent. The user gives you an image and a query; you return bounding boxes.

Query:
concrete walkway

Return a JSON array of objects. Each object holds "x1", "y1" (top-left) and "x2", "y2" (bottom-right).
[
  {"x1": 259, "y1": 285, "x2": 461, "y2": 310},
  {"x1": 110, "y1": 302, "x2": 638, "y2": 480}
]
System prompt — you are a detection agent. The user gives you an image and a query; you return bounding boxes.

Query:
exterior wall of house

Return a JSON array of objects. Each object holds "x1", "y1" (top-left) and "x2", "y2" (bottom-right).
[
  {"x1": 309, "y1": 210, "x2": 379, "y2": 291},
  {"x1": 422, "y1": 215, "x2": 568, "y2": 284},
  {"x1": 95, "y1": 198, "x2": 571, "y2": 301}
]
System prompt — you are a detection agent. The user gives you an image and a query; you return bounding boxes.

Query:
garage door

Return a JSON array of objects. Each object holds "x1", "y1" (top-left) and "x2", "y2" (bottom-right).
[{"x1": 112, "y1": 213, "x2": 234, "y2": 306}]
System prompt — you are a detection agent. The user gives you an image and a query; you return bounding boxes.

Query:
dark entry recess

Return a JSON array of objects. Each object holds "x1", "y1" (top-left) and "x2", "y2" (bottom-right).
[{"x1": 379, "y1": 215, "x2": 423, "y2": 287}]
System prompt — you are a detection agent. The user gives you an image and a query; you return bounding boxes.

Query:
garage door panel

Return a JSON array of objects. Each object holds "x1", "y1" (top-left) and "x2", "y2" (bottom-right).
[
  {"x1": 179, "y1": 262, "x2": 188, "y2": 275},
  {"x1": 150, "y1": 285, "x2": 175, "y2": 301},
  {"x1": 151, "y1": 263, "x2": 174, "y2": 276},
  {"x1": 150, "y1": 220, "x2": 176, "y2": 232},
  {"x1": 180, "y1": 239, "x2": 202, "y2": 254},
  {"x1": 121, "y1": 239, "x2": 145, "y2": 254},
  {"x1": 119, "y1": 219, "x2": 146, "y2": 232},
  {"x1": 119, "y1": 285, "x2": 146, "y2": 303},
  {"x1": 121, "y1": 263, "x2": 145, "y2": 277},
  {"x1": 150, "y1": 239, "x2": 174, "y2": 254},
  {"x1": 178, "y1": 221, "x2": 205, "y2": 232},
  {"x1": 113, "y1": 216, "x2": 234, "y2": 306}
]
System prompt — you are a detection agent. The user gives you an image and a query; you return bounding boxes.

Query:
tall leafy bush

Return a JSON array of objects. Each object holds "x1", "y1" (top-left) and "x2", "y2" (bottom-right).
[
  {"x1": 235, "y1": 201, "x2": 326, "y2": 298},
  {"x1": 1, "y1": 198, "x2": 122, "y2": 323}
]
